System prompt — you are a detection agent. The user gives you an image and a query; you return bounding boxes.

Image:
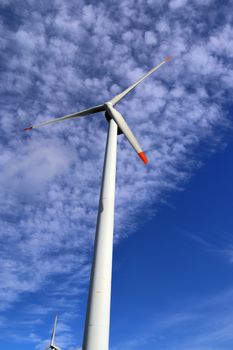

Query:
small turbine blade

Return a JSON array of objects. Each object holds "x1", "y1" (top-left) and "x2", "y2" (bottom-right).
[
  {"x1": 109, "y1": 56, "x2": 172, "y2": 106},
  {"x1": 23, "y1": 104, "x2": 105, "y2": 131},
  {"x1": 105, "y1": 103, "x2": 148, "y2": 164},
  {"x1": 51, "y1": 315, "x2": 57, "y2": 345}
]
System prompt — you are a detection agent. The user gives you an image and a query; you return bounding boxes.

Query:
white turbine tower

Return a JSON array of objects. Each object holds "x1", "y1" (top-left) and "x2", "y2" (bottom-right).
[
  {"x1": 45, "y1": 315, "x2": 61, "y2": 350},
  {"x1": 24, "y1": 56, "x2": 172, "y2": 350}
]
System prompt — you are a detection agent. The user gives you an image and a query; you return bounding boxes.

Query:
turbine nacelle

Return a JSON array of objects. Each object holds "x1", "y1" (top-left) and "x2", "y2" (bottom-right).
[
  {"x1": 46, "y1": 346, "x2": 61, "y2": 350},
  {"x1": 49, "y1": 346, "x2": 61, "y2": 350},
  {"x1": 24, "y1": 56, "x2": 172, "y2": 165}
]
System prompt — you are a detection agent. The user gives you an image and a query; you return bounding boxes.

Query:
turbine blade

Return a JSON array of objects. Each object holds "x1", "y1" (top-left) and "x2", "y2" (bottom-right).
[
  {"x1": 105, "y1": 103, "x2": 148, "y2": 164},
  {"x1": 23, "y1": 104, "x2": 105, "y2": 131},
  {"x1": 51, "y1": 315, "x2": 57, "y2": 345},
  {"x1": 109, "y1": 56, "x2": 172, "y2": 106}
]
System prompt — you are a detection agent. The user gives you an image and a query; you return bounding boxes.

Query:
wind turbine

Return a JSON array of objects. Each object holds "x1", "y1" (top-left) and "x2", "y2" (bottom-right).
[
  {"x1": 24, "y1": 56, "x2": 172, "y2": 350},
  {"x1": 45, "y1": 315, "x2": 61, "y2": 350}
]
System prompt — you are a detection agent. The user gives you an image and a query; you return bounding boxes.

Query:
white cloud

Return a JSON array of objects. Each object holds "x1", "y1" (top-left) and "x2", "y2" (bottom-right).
[
  {"x1": 169, "y1": 0, "x2": 187, "y2": 9},
  {"x1": 209, "y1": 24, "x2": 233, "y2": 58},
  {"x1": 144, "y1": 31, "x2": 157, "y2": 45}
]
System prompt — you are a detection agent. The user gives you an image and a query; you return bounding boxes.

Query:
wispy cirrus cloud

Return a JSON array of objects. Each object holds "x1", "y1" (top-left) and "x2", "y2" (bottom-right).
[
  {"x1": 185, "y1": 231, "x2": 233, "y2": 264},
  {"x1": 112, "y1": 288, "x2": 233, "y2": 350},
  {"x1": 0, "y1": 0, "x2": 232, "y2": 348}
]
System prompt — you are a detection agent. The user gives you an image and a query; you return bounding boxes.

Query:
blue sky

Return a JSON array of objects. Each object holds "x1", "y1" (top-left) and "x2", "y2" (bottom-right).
[{"x1": 0, "y1": 0, "x2": 233, "y2": 349}]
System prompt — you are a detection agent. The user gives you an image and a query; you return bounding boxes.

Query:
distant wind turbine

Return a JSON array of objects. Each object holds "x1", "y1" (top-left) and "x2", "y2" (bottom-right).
[
  {"x1": 45, "y1": 315, "x2": 61, "y2": 350},
  {"x1": 24, "y1": 56, "x2": 172, "y2": 350}
]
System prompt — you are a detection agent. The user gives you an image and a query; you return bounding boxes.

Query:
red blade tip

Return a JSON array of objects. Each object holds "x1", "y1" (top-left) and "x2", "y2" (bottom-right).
[
  {"x1": 138, "y1": 151, "x2": 148, "y2": 165},
  {"x1": 165, "y1": 56, "x2": 172, "y2": 62},
  {"x1": 23, "y1": 126, "x2": 33, "y2": 132}
]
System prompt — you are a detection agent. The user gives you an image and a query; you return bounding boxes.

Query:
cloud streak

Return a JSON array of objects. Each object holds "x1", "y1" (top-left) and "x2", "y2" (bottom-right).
[{"x1": 112, "y1": 288, "x2": 233, "y2": 350}]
